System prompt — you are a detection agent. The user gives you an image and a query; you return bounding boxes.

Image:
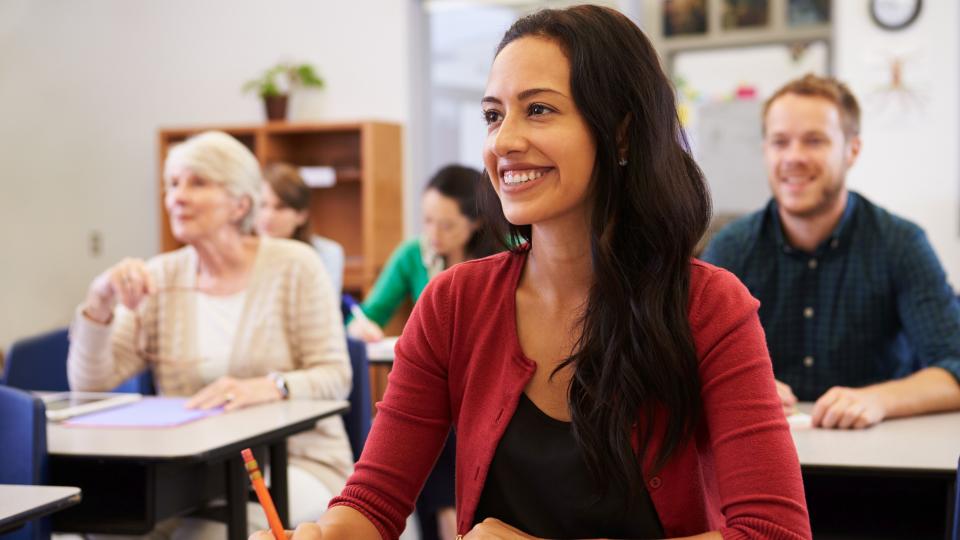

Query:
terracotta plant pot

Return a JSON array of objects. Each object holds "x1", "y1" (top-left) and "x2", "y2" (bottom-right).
[{"x1": 263, "y1": 94, "x2": 288, "y2": 121}]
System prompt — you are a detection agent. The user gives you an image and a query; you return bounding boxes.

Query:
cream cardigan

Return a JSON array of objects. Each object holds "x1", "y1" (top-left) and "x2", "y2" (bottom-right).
[{"x1": 68, "y1": 237, "x2": 354, "y2": 492}]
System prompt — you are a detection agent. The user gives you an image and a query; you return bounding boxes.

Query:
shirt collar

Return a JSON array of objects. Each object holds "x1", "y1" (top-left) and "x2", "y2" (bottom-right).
[{"x1": 768, "y1": 191, "x2": 859, "y2": 255}]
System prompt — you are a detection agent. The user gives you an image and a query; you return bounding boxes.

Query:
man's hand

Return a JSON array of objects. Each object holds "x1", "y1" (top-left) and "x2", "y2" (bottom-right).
[
  {"x1": 811, "y1": 386, "x2": 886, "y2": 429},
  {"x1": 775, "y1": 379, "x2": 798, "y2": 416}
]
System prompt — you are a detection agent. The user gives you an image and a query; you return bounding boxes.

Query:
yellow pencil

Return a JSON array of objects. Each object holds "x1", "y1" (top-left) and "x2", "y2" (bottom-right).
[{"x1": 241, "y1": 448, "x2": 286, "y2": 540}]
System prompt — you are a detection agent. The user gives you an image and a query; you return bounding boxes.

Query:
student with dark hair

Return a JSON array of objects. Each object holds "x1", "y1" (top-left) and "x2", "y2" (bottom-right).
[
  {"x1": 255, "y1": 6, "x2": 810, "y2": 540},
  {"x1": 346, "y1": 163, "x2": 498, "y2": 540},
  {"x1": 346, "y1": 164, "x2": 499, "y2": 343}
]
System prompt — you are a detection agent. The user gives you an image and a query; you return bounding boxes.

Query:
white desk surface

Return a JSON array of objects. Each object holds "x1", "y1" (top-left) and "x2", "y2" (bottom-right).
[
  {"x1": 0, "y1": 485, "x2": 81, "y2": 529},
  {"x1": 48, "y1": 398, "x2": 347, "y2": 460},
  {"x1": 791, "y1": 403, "x2": 960, "y2": 473}
]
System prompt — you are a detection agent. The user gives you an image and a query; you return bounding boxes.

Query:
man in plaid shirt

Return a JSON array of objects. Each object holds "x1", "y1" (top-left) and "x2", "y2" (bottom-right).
[{"x1": 703, "y1": 74, "x2": 960, "y2": 429}]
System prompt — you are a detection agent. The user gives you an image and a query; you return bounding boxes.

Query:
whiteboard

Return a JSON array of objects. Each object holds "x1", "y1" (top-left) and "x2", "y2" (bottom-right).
[{"x1": 696, "y1": 100, "x2": 769, "y2": 214}]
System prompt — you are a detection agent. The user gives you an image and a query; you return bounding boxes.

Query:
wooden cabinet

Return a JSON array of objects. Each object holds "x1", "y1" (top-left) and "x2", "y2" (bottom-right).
[{"x1": 157, "y1": 122, "x2": 404, "y2": 296}]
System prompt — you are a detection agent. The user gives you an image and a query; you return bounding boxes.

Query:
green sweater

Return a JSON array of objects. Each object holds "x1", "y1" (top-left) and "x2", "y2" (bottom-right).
[{"x1": 360, "y1": 237, "x2": 431, "y2": 327}]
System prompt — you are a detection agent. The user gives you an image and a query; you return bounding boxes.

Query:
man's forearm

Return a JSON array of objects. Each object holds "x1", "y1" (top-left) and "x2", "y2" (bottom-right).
[{"x1": 868, "y1": 367, "x2": 960, "y2": 418}]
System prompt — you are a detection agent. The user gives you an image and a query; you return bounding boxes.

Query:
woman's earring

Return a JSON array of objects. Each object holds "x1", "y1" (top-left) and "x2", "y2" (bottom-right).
[{"x1": 618, "y1": 157, "x2": 628, "y2": 167}]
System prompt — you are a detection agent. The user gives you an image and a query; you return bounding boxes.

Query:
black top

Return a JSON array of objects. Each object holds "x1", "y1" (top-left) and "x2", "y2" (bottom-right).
[{"x1": 473, "y1": 393, "x2": 664, "y2": 539}]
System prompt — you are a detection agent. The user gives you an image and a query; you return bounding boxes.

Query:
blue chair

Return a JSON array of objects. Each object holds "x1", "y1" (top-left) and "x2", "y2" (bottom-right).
[
  {"x1": 3, "y1": 327, "x2": 155, "y2": 395},
  {"x1": 3, "y1": 329, "x2": 70, "y2": 391},
  {"x1": 0, "y1": 385, "x2": 49, "y2": 540},
  {"x1": 111, "y1": 370, "x2": 156, "y2": 395},
  {"x1": 343, "y1": 337, "x2": 372, "y2": 461}
]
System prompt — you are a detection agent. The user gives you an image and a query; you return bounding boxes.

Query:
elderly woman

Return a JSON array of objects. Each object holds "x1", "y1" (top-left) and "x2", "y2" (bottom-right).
[{"x1": 68, "y1": 131, "x2": 353, "y2": 535}]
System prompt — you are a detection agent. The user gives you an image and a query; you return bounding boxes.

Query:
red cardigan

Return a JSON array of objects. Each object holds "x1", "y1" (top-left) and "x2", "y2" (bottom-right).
[{"x1": 331, "y1": 250, "x2": 811, "y2": 540}]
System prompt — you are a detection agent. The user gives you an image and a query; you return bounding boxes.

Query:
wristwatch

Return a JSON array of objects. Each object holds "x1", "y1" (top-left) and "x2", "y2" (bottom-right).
[{"x1": 267, "y1": 372, "x2": 290, "y2": 399}]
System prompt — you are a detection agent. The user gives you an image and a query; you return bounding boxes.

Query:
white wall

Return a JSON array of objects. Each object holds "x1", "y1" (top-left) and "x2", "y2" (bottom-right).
[
  {"x1": 835, "y1": 1, "x2": 960, "y2": 288},
  {"x1": 0, "y1": 0, "x2": 412, "y2": 349}
]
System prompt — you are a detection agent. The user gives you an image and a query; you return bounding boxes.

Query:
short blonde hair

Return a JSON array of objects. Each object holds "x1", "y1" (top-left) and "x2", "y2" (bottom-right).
[
  {"x1": 763, "y1": 74, "x2": 861, "y2": 139},
  {"x1": 164, "y1": 131, "x2": 262, "y2": 233}
]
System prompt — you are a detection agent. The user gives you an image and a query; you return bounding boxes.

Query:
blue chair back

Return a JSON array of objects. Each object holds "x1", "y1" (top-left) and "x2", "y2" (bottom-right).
[
  {"x1": 3, "y1": 327, "x2": 155, "y2": 395},
  {"x1": 3, "y1": 329, "x2": 70, "y2": 391},
  {"x1": 0, "y1": 385, "x2": 49, "y2": 540},
  {"x1": 343, "y1": 337, "x2": 372, "y2": 461},
  {"x1": 111, "y1": 370, "x2": 157, "y2": 395}
]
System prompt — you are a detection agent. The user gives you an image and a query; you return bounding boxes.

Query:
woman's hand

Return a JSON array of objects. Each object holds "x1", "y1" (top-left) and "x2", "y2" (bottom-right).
[
  {"x1": 249, "y1": 522, "x2": 320, "y2": 539},
  {"x1": 346, "y1": 316, "x2": 385, "y2": 343},
  {"x1": 463, "y1": 518, "x2": 539, "y2": 539},
  {"x1": 187, "y1": 375, "x2": 282, "y2": 411},
  {"x1": 248, "y1": 506, "x2": 379, "y2": 540},
  {"x1": 82, "y1": 258, "x2": 155, "y2": 323}
]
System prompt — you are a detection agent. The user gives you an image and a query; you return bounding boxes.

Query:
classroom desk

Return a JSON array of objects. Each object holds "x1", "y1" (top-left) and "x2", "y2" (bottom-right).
[
  {"x1": 367, "y1": 337, "x2": 398, "y2": 411},
  {"x1": 792, "y1": 403, "x2": 960, "y2": 472},
  {"x1": 0, "y1": 485, "x2": 81, "y2": 534},
  {"x1": 791, "y1": 403, "x2": 960, "y2": 539},
  {"x1": 47, "y1": 398, "x2": 348, "y2": 540}
]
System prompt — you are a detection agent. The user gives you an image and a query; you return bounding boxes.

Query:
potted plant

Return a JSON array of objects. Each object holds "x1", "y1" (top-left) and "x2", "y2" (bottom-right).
[{"x1": 243, "y1": 62, "x2": 325, "y2": 121}]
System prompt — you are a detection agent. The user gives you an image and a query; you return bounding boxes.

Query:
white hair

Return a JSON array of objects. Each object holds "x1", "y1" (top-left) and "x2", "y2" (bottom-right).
[{"x1": 163, "y1": 131, "x2": 262, "y2": 233}]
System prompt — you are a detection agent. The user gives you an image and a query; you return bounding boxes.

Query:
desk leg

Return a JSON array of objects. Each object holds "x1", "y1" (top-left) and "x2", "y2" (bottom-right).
[
  {"x1": 226, "y1": 456, "x2": 248, "y2": 540},
  {"x1": 270, "y1": 440, "x2": 289, "y2": 528}
]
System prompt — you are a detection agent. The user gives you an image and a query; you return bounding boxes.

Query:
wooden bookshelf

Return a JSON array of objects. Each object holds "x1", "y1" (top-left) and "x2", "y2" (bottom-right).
[{"x1": 157, "y1": 121, "x2": 404, "y2": 297}]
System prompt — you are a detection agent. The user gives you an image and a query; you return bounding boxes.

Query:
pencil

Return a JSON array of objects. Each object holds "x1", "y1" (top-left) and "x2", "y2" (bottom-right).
[{"x1": 241, "y1": 448, "x2": 286, "y2": 540}]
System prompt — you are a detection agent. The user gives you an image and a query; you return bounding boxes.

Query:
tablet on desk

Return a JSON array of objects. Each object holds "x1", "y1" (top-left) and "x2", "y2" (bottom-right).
[{"x1": 42, "y1": 392, "x2": 142, "y2": 421}]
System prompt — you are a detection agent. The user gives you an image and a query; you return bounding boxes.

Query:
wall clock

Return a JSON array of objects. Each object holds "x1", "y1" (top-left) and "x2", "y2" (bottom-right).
[{"x1": 870, "y1": 0, "x2": 922, "y2": 31}]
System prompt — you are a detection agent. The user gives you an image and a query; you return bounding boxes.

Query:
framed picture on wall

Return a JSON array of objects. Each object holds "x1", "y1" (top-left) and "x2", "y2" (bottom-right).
[
  {"x1": 788, "y1": 0, "x2": 830, "y2": 26},
  {"x1": 655, "y1": 0, "x2": 831, "y2": 44},
  {"x1": 663, "y1": 0, "x2": 708, "y2": 37},
  {"x1": 722, "y1": 0, "x2": 770, "y2": 30}
]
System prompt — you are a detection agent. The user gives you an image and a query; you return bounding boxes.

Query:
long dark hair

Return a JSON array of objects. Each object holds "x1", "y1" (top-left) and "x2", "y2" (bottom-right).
[
  {"x1": 426, "y1": 164, "x2": 501, "y2": 261},
  {"x1": 262, "y1": 162, "x2": 313, "y2": 244},
  {"x1": 479, "y1": 6, "x2": 711, "y2": 500}
]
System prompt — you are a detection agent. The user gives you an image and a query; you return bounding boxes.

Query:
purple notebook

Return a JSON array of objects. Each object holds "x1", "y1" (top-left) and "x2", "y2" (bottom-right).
[{"x1": 64, "y1": 397, "x2": 223, "y2": 428}]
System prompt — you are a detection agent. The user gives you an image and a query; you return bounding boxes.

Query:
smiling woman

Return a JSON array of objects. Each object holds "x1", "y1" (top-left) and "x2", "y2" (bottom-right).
[
  {"x1": 254, "y1": 6, "x2": 812, "y2": 540},
  {"x1": 481, "y1": 63, "x2": 596, "y2": 229}
]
